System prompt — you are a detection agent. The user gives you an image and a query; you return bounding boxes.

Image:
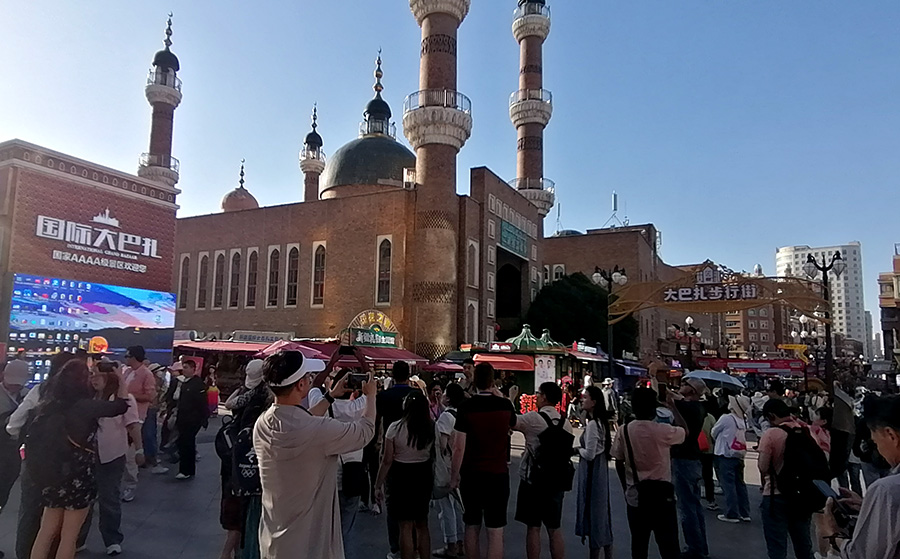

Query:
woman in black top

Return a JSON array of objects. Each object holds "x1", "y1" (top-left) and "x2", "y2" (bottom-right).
[{"x1": 29, "y1": 360, "x2": 129, "y2": 559}]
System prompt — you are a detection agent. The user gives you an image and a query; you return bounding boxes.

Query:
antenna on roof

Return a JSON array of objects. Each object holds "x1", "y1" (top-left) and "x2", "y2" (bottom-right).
[{"x1": 601, "y1": 190, "x2": 626, "y2": 229}]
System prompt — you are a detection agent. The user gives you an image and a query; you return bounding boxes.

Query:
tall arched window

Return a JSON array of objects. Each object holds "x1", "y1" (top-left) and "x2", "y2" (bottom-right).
[
  {"x1": 178, "y1": 256, "x2": 190, "y2": 309},
  {"x1": 213, "y1": 254, "x2": 226, "y2": 308},
  {"x1": 286, "y1": 247, "x2": 299, "y2": 306},
  {"x1": 467, "y1": 242, "x2": 479, "y2": 287},
  {"x1": 246, "y1": 251, "x2": 258, "y2": 307},
  {"x1": 312, "y1": 245, "x2": 326, "y2": 306},
  {"x1": 229, "y1": 253, "x2": 241, "y2": 308},
  {"x1": 377, "y1": 239, "x2": 391, "y2": 304},
  {"x1": 267, "y1": 249, "x2": 280, "y2": 307},
  {"x1": 197, "y1": 255, "x2": 209, "y2": 309}
]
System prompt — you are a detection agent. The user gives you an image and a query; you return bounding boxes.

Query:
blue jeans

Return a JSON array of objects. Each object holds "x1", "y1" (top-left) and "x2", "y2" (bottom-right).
[
  {"x1": 760, "y1": 495, "x2": 813, "y2": 559},
  {"x1": 142, "y1": 407, "x2": 159, "y2": 462},
  {"x1": 672, "y1": 458, "x2": 708, "y2": 558},
  {"x1": 78, "y1": 456, "x2": 126, "y2": 547},
  {"x1": 714, "y1": 456, "x2": 750, "y2": 520}
]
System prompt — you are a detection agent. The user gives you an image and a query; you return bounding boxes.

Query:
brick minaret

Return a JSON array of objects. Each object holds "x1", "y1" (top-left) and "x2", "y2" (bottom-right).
[
  {"x1": 137, "y1": 13, "x2": 182, "y2": 188},
  {"x1": 510, "y1": 0, "x2": 554, "y2": 216},
  {"x1": 299, "y1": 105, "x2": 325, "y2": 202},
  {"x1": 403, "y1": 0, "x2": 473, "y2": 358}
]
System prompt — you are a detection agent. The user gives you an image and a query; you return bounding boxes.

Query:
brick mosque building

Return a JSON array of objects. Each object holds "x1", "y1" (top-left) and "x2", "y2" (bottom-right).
[
  {"x1": 0, "y1": 15, "x2": 183, "y2": 362},
  {"x1": 175, "y1": 0, "x2": 556, "y2": 359}
]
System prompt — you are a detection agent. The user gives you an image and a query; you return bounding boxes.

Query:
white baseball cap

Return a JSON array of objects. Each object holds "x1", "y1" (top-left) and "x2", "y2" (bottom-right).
[{"x1": 268, "y1": 355, "x2": 326, "y2": 388}]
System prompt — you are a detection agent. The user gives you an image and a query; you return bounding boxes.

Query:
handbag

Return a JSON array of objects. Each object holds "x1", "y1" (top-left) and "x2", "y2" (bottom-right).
[
  {"x1": 729, "y1": 416, "x2": 747, "y2": 452},
  {"x1": 698, "y1": 430, "x2": 711, "y2": 453},
  {"x1": 623, "y1": 423, "x2": 675, "y2": 509}
]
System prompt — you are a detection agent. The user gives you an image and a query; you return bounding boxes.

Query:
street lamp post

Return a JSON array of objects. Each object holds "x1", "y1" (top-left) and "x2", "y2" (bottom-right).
[
  {"x1": 669, "y1": 318, "x2": 701, "y2": 370},
  {"x1": 802, "y1": 252, "x2": 847, "y2": 395},
  {"x1": 593, "y1": 266, "x2": 628, "y2": 379}
]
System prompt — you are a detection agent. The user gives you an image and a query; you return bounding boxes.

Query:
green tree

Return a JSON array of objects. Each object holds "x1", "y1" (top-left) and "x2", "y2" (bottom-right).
[{"x1": 525, "y1": 272, "x2": 639, "y2": 356}]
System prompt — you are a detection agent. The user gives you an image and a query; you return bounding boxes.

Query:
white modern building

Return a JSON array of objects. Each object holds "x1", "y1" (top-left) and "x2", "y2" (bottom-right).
[
  {"x1": 775, "y1": 242, "x2": 866, "y2": 344},
  {"x1": 875, "y1": 332, "x2": 884, "y2": 360},
  {"x1": 865, "y1": 310, "x2": 875, "y2": 361}
]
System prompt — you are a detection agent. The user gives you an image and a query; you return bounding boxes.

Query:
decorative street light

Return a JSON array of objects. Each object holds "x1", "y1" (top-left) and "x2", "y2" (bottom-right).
[
  {"x1": 669, "y1": 317, "x2": 702, "y2": 369},
  {"x1": 802, "y1": 252, "x2": 846, "y2": 394},
  {"x1": 592, "y1": 266, "x2": 628, "y2": 379}
]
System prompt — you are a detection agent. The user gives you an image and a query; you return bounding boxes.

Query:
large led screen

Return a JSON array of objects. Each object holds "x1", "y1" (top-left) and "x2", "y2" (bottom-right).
[{"x1": 8, "y1": 273, "x2": 176, "y2": 382}]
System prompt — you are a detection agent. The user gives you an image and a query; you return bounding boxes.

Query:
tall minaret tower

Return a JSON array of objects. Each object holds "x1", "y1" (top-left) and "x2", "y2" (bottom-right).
[
  {"x1": 137, "y1": 13, "x2": 182, "y2": 188},
  {"x1": 299, "y1": 105, "x2": 325, "y2": 202},
  {"x1": 510, "y1": 0, "x2": 554, "y2": 216},
  {"x1": 403, "y1": 1, "x2": 473, "y2": 358}
]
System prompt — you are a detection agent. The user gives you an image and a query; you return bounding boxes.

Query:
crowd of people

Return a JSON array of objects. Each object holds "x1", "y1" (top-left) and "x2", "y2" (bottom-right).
[{"x1": 1, "y1": 345, "x2": 899, "y2": 559}]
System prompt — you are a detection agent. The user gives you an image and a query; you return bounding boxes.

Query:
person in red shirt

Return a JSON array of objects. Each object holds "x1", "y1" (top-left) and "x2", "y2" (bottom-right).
[{"x1": 451, "y1": 363, "x2": 517, "y2": 559}]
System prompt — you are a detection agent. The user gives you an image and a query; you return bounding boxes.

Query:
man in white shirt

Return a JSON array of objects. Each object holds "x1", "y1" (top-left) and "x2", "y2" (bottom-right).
[
  {"x1": 254, "y1": 351, "x2": 375, "y2": 559},
  {"x1": 513, "y1": 382, "x2": 573, "y2": 559}
]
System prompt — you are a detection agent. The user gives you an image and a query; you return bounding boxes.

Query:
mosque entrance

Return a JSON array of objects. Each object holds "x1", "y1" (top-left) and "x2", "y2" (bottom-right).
[{"x1": 496, "y1": 248, "x2": 526, "y2": 339}]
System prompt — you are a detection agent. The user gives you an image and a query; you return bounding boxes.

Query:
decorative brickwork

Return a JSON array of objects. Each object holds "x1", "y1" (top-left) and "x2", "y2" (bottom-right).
[
  {"x1": 416, "y1": 210, "x2": 454, "y2": 231},
  {"x1": 517, "y1": 136, "x2": 543, "y2": 151},
  {"x1": 421, "y1": 34, "x2": 457, "y2": 56},
  {"x1": 412, "y1": 282, "x2": 455, "y2": 304},
  {"x1": 415, "y1": 342, "x2": 455, "y2": 361}
]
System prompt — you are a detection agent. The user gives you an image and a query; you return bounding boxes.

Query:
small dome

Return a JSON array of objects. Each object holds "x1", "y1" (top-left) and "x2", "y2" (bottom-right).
[
  {"x1": 305, "y1": 129, "x2": 323, "y2": 149},
  {"x1": 554, "y1": 229, "x2": 583, "y2": 237},
  {"x1": 152, "y1": 49, "x2": 180, "y2": 72},
  {"x1": 365, "y1": 96, "x2": 392, "y2": 120},
  {"x1": 221, "y1": 187, "x2": 259, "y2": 212},
  {"x1": 320, "y1": 135, "x2": 415, "y2": 193}
]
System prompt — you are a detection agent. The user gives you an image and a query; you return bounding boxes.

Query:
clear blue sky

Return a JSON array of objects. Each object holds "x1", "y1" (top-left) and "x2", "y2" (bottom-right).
[{"x1": 3, "y1": 1, "x2": 898, "y2": 326}]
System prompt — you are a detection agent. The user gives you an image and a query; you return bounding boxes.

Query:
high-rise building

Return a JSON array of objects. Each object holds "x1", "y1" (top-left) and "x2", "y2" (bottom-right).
[
  {"x1": 865, "y1": 310, "x2": 875, "y2": 361},
  {"x1": 874, "y1": 332, "x2": 884, "y2": 360},
  {"x1": 877, "y1": 243, "x2": 900, "y2": 367},
  {"x1": 775, "y1": 242, "x2": 866, "y2": 343}
]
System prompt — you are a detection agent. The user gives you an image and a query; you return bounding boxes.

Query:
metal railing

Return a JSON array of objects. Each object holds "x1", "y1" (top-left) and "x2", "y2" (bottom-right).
[
  {"x1": 513, "y1": 2, "x2": 551, "y2": 20},
  {"x1": 509, "y1": 89, "x2": 553, "y2": 106},
  {"x1": 359, "y1": 120, "x2": 397, "y2": 138},
  {"x1": 146, "y1": 69, "x2": 182, "y2": 92},
  {"x1": 139, "y1": 153, "x2": 180, "y2": 173},
  {"x1": 508, "y1": 177, "x2": 555, "y2": 191},
  {"x1": 300, "y1": 147, "x2": 326, "y2": 163},
  {"x1": 403, "y1": 89, "x2": 472, "y2": 115}
]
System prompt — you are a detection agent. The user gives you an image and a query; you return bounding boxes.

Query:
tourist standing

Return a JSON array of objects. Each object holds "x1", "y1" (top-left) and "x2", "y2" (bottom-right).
[
  {"x1": 699, "y1": 405, "x2": 718, "y2": 511},
  {"x1": 513, "y1": 382, "x2": 573, "y2": 559},
  {"x1": 77, "y1": 365, "x2": 144, "y2": 555},
  {"x1": 27, "y1": 360, "x2": 130, "y2": 559},
  {"x1": 254, "y1": 351, "x2": 375, "y2": 559},
  {"x1": 375, "y1": 361, "x2": 416, "y2": 558},
  {"x1": 120, "y1": 347, "x2": 155, "y2": 502},
  {"x1": 600, "y1": 378, "x2": 618, "y2": 433},
  {"x1": 432, "y1": 383, "x2": 465, "y2": 558},
  {"x1": 0, "y1": 361, "x2": 30, "y2": 517},
  {"x1": 575, "y1": 386, "x2": 613, "y2": 559},
  {"x1": 427, "y1": 382, "x2": 444, "y2": 421},
  {"x1": 144, "y1": 364, "x2": 170, "y2": 475},
  {"x1": 174, "y1": 360, "x2": 208, "y2": 480},
  {"x1": 757, "y1": 398, "x2": 818, "y2": 559},
  {"x1": 375, "y1": 391, "x2": 435, "y2": 559},
  {"x1": 460, "y1": 358, "x2": 477, "y2": 396},
  {"x1": 669, "y1": 378, "x2": 710, "y2": 559},
  {"x1": 611, "y1": 387, "x2": 687, "y2": 559},
  {"x1": 711, "y1": 394, "x2": 751, "y2": 523},
  {"x1": 451, "y1": 362, "x2": 517, "y2": 559}
]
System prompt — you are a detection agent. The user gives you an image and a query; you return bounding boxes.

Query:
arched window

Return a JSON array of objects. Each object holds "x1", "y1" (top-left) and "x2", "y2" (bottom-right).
[
  {"x1": 197, "y1": 255, "x2": 209, "y2": 309},
  {"x1": 286, "y1": 247, "x2": 299, "y2": 306},
  {"x1": 377, "y1": 239, "x2": 391, "y2": 304},
  {"x1": 312, "y1": 245, "x2": 326, "y2": 305},
  {"x1": 246, "y1": 251, "x2": 258, "y2": 307},
  {"x1": 553, "y1": 265, "x2": 565, "y2": 281},
  {"x1": 267, "y1": 249, "x2": 280, "y2": 307},
  {"x1": 213, "y1": 254, "x2": 226, "y2": 308},
  {"x1": 178, "y1": 256, "x2": 190, "y2": 309},
  {"x1": 229, "y1": 253, "x2": 241, "y2": 308},
  {"x1": 467, "y1": 242, "x2": 478, "y2": 287}
]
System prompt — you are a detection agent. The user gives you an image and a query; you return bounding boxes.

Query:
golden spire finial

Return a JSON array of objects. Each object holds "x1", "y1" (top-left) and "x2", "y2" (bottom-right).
[
  {"x1": 164, "y1": 12, "x2": 174, "y2": 50},
  {"x1": 374, "y1": 48, "x2": 384, "y2": 95}
]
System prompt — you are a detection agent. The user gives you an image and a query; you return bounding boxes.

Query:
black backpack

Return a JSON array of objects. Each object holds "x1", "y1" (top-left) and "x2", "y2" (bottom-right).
[
  {"x1": 774, "y1": 424, "x2": 831, "y2": 515},
  {"x1": 214, "y1": 415, "x2": 236, "y2": 461},
  {"x1": 25, "y1": 407, "x2": 74, "y2": 490},
  {"x1": 231, "y1": 397, "x2": 267, "y2": 496},
  {"x1": 529, "y1": 412, "x2": 576, "y2": 492}
]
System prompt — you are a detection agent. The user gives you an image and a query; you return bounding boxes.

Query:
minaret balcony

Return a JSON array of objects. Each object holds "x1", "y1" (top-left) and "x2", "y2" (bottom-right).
[
  {"x1": 359, "y1": 120, "x2": 397, "y2": 139},
  {"x1": 299, "y1": 148, "x2": 326, "y2": 174},
  {"x1": 509, "y1": 178, "x2": 555, "y2": 216},
  {"x1": 145, "y1": 69, "x2": 183, "y2": 107},
  {"x1": 509, "y1": 89, "x2": 552, "y2": 128},
  {"x1": 512, "y1": 3, "x2": 551, "y2": 42},
  {"x1": 402, "y1": 89, "x2": 473, "y2": 151},
  {"x1": 410, "y1": 0, "x2": 471, "y2": 25},
  {"x1": 138, "y1": 153, "x2": 180, "y2": 186}
]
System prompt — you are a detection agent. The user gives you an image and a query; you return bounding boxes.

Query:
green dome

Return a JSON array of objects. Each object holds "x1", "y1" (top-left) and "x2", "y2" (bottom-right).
[
  {"x1": 320, "y1": 135, "x2": 415, "y2": 191},
  {"x1": 506, "y1": 324, "x2": 541, "y2": 352}
]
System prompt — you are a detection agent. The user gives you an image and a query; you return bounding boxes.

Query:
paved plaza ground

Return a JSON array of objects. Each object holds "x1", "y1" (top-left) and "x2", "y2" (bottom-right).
[{"x1": 0, "y1": 418, "x2": 776, "y2": 559}]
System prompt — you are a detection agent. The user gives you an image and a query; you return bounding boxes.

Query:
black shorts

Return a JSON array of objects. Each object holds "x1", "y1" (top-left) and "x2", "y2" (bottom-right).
[
  {"x1": 460, "y1": 471, "x2": 510, "y2": 529},
  {"x1": 514, "y1": 480, "x2": 564, "y2": 529}
]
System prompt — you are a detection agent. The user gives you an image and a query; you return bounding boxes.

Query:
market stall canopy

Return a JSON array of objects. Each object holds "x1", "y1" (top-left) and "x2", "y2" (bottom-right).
[
  {"x1": 421, "y1": 361, "x2": 464, "y2": 373},
  {"x1": 568, "y1": 349, "x2": 608, "y2": 363},
  {"x1": 301, "y1": 341, "x2": 428, "y2": 366},
  {"x1": 173, "y1": 340, "x2": 268, "y2": 354},
  {"x1": 256, "y1": 340, "x2": 329, "y2": 360},
  {"x1": 474, "y1": 353, "x2": 534, "y2": 372}
]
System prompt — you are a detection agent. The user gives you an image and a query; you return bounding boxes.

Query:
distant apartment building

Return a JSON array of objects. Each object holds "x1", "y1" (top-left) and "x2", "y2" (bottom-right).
[
  {"x1": 775, "y1": 242, "x2": 866, "y2": 344},
  {"x1": 865, "y1": 310, "x2": 875, "y2": 361},
  {"x1": 877, "y1": 244, "x2": 900, "y2": 367}
]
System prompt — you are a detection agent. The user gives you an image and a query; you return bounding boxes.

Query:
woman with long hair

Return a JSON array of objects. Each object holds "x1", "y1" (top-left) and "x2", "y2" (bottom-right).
[
  {"x1": 76, "y1": 366, "x2": 143, "y2": 555},
  {"x1": 575, "y1": 385, "x2": 613, "y2": 559},
  {"x1": 28, "y1": 360, "x2": 129, "y2": 559},
  {"x1": 375, "y1": 390, "x2": 435, "y2": 559}
]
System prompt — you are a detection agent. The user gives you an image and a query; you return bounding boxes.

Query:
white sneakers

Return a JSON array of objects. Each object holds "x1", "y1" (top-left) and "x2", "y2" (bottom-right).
[
  {"x1": 150, "y1": 465, "x2": 169, "y2": 475},
  {"x1": 175, "y1": 473, "x2": 192, "y2": 480},
  {"x1": 716, "y1": 514, "x2": 740, "y2": 523},
  {"x1": 121, "y1": 488, "x2": 135, "y2": 503},
  {"x1": 106, "y1": 544, "x2": 122, "y2": 556}
]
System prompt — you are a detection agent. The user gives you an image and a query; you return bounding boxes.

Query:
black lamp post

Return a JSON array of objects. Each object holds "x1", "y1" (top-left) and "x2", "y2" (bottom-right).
[
  {"x1": 670, "y1": 317, "x2": 701, "y2": 370},
  {"x1": 592, "y1": 266, "x2": 628, "y2": 379},
  {"x1": 802, "y1": 252, "x2": 847, "y2": 395}
]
